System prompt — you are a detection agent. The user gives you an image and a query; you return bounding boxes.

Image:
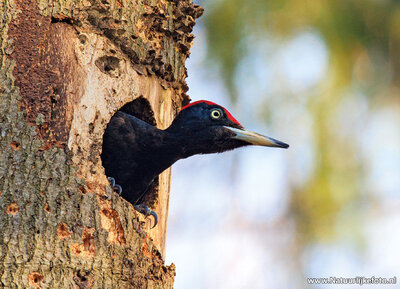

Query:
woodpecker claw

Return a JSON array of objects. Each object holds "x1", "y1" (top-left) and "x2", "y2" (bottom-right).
[
  {"x1": 107, "y1": 178, "x2": 157, "y2": 227},
  {"x1": 134, "y1": 204, "x2": 158, "y2": 229},
  {"x1": 107, "y1": 177, "x2": 122, "y2": 195},
  {"x1": 107, "y1": 177, "x2": 115, "y2": 187},
  {"x1": 113, "y1": 184, "x2": 122, "y2": 195}
]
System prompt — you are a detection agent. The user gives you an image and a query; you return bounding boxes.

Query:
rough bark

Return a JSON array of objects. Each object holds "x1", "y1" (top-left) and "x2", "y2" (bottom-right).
[{"x1": 0, "y1": 0, "x2": 202, "y2": 288}]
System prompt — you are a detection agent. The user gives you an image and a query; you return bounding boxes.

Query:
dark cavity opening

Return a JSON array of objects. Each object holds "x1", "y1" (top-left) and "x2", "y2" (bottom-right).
[{"x1": 119, "y1": 97, "x2": 157, "y2": 126}]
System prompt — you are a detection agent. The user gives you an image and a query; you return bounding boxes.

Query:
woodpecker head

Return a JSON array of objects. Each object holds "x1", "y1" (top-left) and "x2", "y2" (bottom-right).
[{"x1": 166, "y1": 100, "x2": 289, "y2": 157}]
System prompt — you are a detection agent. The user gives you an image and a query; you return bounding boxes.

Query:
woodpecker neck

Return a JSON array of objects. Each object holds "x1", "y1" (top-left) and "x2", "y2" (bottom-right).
[
  {"x1": 152, "y1": 130, "x2": 185, "y2": 170},
  {"x1": 162, "y1": 128, "x2": 202, "y2": 159}
]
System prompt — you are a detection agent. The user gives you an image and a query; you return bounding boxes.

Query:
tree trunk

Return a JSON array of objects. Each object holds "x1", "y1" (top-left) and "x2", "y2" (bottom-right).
[{"x1": 0, "y1": 0, "x2": 202, "y2": 288}]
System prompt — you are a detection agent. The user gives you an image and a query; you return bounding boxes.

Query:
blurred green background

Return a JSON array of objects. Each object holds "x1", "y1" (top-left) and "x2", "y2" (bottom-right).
[{"x1": 166, "y1": 0, "x2": 400, "y2": 288}]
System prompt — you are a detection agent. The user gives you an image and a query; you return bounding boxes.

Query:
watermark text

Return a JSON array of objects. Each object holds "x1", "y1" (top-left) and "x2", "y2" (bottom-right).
[{"x1": 307, "y1": 276, "x2": 397, "y2": 286}]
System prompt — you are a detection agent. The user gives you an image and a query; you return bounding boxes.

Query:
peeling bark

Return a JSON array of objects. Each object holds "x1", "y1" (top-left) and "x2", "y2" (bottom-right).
[{"x1": 0, "y1": 0, "x2": 202, "y2": 287}]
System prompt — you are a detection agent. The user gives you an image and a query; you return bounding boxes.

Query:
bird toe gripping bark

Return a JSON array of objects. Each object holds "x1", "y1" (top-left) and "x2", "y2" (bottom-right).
[
  {"x1": 107, "y1": 177, "x2": 157, "y2": 228},
  {"x1": 134, "y1": 204, "x2": 158, "y2": 229},
  {"x1": 107, "y1": 177, "x2": 122, "y2": 195}
]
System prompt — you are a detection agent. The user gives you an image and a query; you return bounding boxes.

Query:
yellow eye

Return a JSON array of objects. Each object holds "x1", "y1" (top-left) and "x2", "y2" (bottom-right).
[{"x1": 210, "y1": 109, "x2": 222, "y2": 119}]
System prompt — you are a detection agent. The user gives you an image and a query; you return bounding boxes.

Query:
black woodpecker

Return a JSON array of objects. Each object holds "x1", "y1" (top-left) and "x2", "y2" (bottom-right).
[{"x1": 101, "y1": 100, "x2": 289, "y2": 227}]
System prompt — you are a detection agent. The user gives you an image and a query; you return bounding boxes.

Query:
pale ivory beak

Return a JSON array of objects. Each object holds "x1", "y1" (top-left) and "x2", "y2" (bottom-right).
[{"x1": 225, "y1": 126, "x2": 289, "y2": 148}]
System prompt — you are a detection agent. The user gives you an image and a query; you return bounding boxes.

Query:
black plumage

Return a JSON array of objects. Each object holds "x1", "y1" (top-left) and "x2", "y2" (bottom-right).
[{"x1": 101, "y1": 100, "x2": 288, "y2": 225}]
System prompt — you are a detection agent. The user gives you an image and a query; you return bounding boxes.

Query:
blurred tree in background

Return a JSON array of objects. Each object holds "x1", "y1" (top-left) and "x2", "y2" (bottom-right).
[{"x1": 202, "y1": 0, "x2": 399, "y2": 249}]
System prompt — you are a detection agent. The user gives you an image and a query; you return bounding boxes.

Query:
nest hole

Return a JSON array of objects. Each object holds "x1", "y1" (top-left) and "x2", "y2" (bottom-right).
[{"x1": 118, "y1": 97, "x2": 156, "y2": 126}]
